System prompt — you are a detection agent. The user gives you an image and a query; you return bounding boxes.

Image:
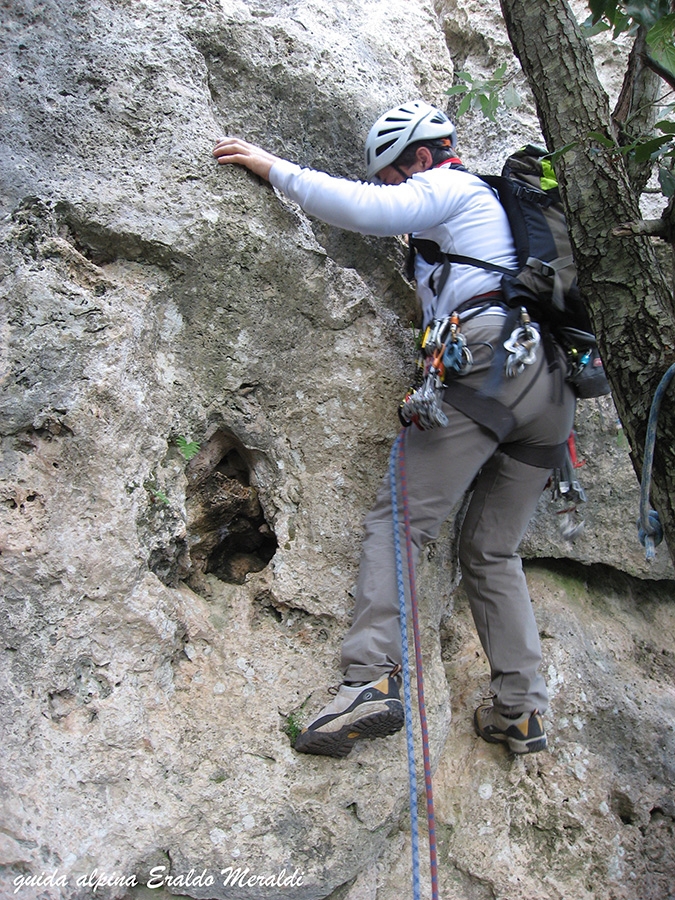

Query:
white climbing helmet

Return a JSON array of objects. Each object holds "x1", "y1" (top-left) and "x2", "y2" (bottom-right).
[{"x1": 364, "y1": 100, "x2": 457, "y2": 181}]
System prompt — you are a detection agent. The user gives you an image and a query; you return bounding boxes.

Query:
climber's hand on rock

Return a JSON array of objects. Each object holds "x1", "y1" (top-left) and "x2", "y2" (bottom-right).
[{"x1": 213, "y1": 138, "x2": 279, "y2": 181}]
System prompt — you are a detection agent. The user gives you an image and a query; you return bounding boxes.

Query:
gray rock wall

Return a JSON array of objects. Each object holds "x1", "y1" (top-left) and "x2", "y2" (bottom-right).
[{"x1": 1, "y1": 2, "x2": 674, "y2": 899}]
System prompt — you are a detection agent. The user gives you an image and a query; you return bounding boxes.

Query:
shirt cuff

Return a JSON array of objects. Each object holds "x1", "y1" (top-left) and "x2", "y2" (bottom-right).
[{"x1": 269, "y1": 159, "x2": 303, "y2": 194}]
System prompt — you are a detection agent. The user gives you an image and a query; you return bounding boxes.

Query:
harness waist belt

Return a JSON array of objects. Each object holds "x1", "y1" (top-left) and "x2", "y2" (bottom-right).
[
  {"x1": 458, "y1": 290, "x2": 503, "y2": 306},
  {"x1": 452, "y1": 292, "x2": 506, "y2": 322}
]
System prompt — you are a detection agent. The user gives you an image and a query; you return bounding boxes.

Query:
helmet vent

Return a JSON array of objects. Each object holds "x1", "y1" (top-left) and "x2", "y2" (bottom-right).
[{"x1": 375, "y1": 138, "x2": 398, "y2": 158}]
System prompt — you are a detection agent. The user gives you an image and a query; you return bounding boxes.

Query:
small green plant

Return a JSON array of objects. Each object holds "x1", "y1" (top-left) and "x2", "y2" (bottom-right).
[
  {"x1": 446, "y1": 62, "x2": 524, "y2": 121},
  {"x1": 177, "y1": 435, "x2": 200, "y2": 461},
  {"x1": 284, "y1": 710, "x2": 303, "y2": 745},
  {"x1": 144, "y1": 473, "x2": 170, "y2": 505},
  {"x1": 446, "y1": 1, "x2": 675, "y2": 200},
  {"x1": 581, "y1": 0, "x2": 675, "y2": 197},
  {"x1": 147, "y1": 484, "x2": 170, "y2": 505},
  {"x1": 283, "y1": 698, "x2": 311, "y2": 745},
  {"x1": 622, "y1": 120, "x2": 675, "y2": 197}
]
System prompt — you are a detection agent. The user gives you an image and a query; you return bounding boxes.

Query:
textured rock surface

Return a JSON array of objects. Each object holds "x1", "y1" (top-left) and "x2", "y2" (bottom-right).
[{"x1": 1, "y1": 2, "x2": 674, "y2": 900}]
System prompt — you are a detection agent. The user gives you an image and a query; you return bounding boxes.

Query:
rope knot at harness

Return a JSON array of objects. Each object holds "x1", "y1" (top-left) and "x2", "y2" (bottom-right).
[{"x1": 637, "y1": 362, "x2": 675, "y2": 560}]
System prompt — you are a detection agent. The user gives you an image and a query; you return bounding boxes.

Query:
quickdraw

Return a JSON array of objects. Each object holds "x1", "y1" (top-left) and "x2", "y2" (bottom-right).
[
  {"x1": 399, "y1": 314, "x2": 472, "y2": 431},
  {"x1": 550, "y1": 432, "x2": 586, "y2": 540}
]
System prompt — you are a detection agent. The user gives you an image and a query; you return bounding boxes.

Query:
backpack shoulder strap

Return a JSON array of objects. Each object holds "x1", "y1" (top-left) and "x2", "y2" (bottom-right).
[
  {"x1": 442, "y1": 253, "x2": 514, "y2": 276},
  {"x1": 440, "y1": 174, "x2": 521, "y2": 276}
]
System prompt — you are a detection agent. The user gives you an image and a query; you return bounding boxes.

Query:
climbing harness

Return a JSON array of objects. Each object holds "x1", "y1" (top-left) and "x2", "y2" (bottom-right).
[
  {"x1": 390, "y1": 431, "x2": 439, "y2": 900},
  {"x1": 637, "y1": 362, "x2": 675, "y2": 560},
  {"x1": 399, "y1": 307, "x2": 543, "y2": 431}
]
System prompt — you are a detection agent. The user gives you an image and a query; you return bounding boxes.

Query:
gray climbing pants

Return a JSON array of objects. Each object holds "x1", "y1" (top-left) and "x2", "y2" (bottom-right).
[{"x1": 341, "y1": 310, "x2": 576, "y2": 714}]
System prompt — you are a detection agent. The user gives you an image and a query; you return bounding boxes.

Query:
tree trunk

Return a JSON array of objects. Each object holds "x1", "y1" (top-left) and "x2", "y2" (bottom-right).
[{"x1": 500, "y1": 0, "x2": 675, "y2": 563}]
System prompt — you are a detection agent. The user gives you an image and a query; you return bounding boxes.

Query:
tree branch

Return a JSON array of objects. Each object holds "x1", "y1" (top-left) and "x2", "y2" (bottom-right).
[
  {"x1": 642, "y1": 50, "x2": 675, "y2": 93},
  {"x1": 612, "y1": 27, "x2": 660, "y2": 194},
  {"x1": 614, "y1": 195, "x2": 675, "y2": 242}
]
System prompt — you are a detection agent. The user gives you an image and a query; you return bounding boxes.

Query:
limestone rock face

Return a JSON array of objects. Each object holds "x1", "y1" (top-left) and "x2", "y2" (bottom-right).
[{"x1": 1, "y1": 2, "x2": 674, "y2": 900}]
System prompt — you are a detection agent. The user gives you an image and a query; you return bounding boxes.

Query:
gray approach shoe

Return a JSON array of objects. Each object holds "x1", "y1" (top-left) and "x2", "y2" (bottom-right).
[
  {"x1": 474, "y1": 704, "x2": 548, "y2": 754},
  {"x1": 294, "y1": 670, "x2": 404, "y2": 758}
]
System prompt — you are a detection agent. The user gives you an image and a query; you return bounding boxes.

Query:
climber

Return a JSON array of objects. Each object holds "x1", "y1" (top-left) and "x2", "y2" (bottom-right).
[{"x1": 213, "y1": 100, "x2": 575, "y2": 757}]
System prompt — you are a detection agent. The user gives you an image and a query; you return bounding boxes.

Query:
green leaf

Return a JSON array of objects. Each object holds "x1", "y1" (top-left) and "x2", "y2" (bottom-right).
[
  {"x1": 603, "y1": 9, "x2": 632, "y2": 38},
  {"x1": 656, "y1": 119, "x2": 675, "y2": 133},
  {"x1": 548, "y1": 141, "x2": 579, "y2": 165},
  {"x1": 457, "y1": 93, "x2": 473, "y2": 117},
  {"x1": 588, "y1": 131, "x2": 617, "y2": 148},
  {"x1": 177, "y1": 435, "x2": 201, "y2": 461},
  {"x1": 646, "y1": 13, "x2": 675, "y2": 75},
  {"x1": 618, "y1": 140, "x2": 638, "y2": 155},
  {"x1": 445, "y1": 84, "x2": 469, "y2": 96},
  {"x1": 633, "y1": 133, "x2": 673, "y2": 162},
  {"x1": 581, "y1": 13, "x2": 612, "y2": 36},
  {"x1": 588, "y1": 0, "x2": 666, "y2": 35},
  {"x1": 658, "y1": 165, "x2": 675, "y2": 197},
  {"x1": 479, "y1": 93, "x2": 497, "y2": 121},
  {"x1": 646, "y1": 13, "x2": 675, "y2": 47},
  {"x1": 588, "y1": 0, "x2": 616, "y2": 23},
  {"x1": 502, "y1": 83, "x2": 522, "y2": 109},
  {"x1": 148, "y1": 486, "x2": 170, "y2": 505},
  {"x1": 652, "y1": 41, "x2": 675, "y2": 76},
  {"x1": 455, "y1": 71, "x2": 473, "y2": 83}
]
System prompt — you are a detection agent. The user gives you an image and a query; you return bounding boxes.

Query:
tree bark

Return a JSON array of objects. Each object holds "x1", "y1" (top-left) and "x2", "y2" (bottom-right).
[{"x1": 500, "y1": 0, "x2": 675, "y2": 563}]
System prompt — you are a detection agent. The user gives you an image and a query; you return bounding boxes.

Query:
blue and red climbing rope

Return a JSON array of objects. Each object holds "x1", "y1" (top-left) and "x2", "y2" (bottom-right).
[
  {"x1": 638, "y1": 362, "x2": 675, "y2": 559},
  {"x1": 390, "y1": 429, "x2": 439, "y2": 900}
]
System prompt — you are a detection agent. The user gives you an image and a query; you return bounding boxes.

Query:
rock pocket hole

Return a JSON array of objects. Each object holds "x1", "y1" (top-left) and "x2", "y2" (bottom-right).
[{"x1": 186, "y1": 430, "x2": 277, "y2": 587}]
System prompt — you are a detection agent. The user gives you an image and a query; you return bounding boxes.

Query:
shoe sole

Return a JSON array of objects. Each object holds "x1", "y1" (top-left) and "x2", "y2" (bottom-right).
[
  {"x1": 473, "y1": 710, "x2": 548, "y2": 755},
  {"x1": 506, "y1": 735, "x2": 547, "y2": 754},
  {"x1": 294, "y1": 703, "x2": 404, "y2": 758}
]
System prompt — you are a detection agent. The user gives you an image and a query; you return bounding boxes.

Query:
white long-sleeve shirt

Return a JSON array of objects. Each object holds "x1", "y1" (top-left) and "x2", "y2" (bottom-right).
[{"x1": 269, "y1": 158, "x2": 517, "y2": 325}]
